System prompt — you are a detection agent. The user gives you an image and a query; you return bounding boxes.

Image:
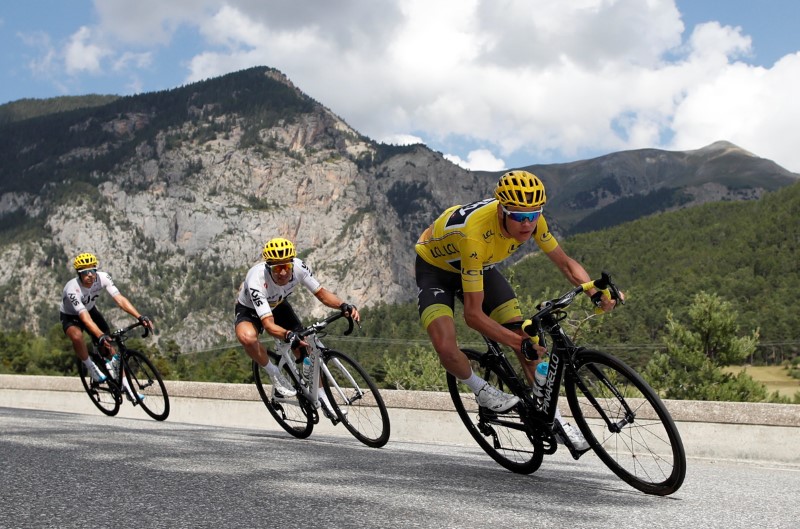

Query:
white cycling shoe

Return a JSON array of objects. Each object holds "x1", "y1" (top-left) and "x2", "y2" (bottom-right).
[
  {"x1": 555, "y1": 419, "x2": 590, "y2": 451},
  {"x1": 475, "y1": 382, "x2": 520, "y2": 413}
]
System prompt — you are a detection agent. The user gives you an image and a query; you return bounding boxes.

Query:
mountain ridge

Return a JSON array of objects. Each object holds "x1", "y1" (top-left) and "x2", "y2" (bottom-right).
[{"x1": 0, "y1": 66, "x2": 797, "y2": 350}]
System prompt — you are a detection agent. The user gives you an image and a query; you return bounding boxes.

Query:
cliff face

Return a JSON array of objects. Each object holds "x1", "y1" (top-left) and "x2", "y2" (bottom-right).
[{"x1": 0, "y1": 67, "x2": 796, "y2": 350}]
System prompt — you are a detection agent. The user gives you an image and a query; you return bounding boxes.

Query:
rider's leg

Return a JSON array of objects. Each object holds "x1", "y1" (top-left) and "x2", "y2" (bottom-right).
[
  {"x1": 426, "y1": 315, "x2": 473, "y2": 380},
  {"x1": 236, "y1": 319, "x2": 296, "y2": 397},
  {"x1": 65, "y1": 322, "x2": 105, "y2": 382},
  {"x1": 426, "y1": 314, "x2": 518, "y2": 411},
  {"x1": 235, "y1": 321, "x2": 269, "y2": 367},
  {"x1": 65, "y1": 325, "x2": 90, "y2": 362}
]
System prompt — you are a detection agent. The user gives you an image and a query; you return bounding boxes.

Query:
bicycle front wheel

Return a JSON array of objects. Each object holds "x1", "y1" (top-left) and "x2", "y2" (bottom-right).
[
  {"x1": 77, "y1": 358, "x2": 121, "y2": 416},
  {"x1": 322, "y1": 350, "x2": 390, "y2": 448},
  {"x1": 565, "y1": 349, "x2": 686, "y2": 496},
  {"x1": 253, "y1": 358, "x2": 314, "y2": 439},
  {"x1": 125, "y1": 349, "x2": 170, "y2": 421},
  {"x1": 446, "y1": 348, "x2": 543, "y2": 474}
]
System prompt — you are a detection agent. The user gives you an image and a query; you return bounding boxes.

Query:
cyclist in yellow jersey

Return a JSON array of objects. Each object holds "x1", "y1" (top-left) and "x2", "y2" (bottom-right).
[{"x1": 415, "y1": 170, "x2": 619, "y2": 449}]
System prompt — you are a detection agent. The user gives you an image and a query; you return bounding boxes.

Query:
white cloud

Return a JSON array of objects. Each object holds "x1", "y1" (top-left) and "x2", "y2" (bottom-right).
[
  {"x1": 112, "y1": 52, "x2": 153, "y2": 73},
  {"x1": 19, "y1": 31, "x2": 57, "y2": 77},
  {"x1": 445, "y1": 149, "x2": 506, "y2": 171},
  {"x1": 64, "y1": 26, "x2": 110, "y2": 74},
  {"x1": 22, "y1": 0, "x2": 800, "y2": 173},
  {"x1": 381, "y1": 134, "x2": 425, "y2": 146}
]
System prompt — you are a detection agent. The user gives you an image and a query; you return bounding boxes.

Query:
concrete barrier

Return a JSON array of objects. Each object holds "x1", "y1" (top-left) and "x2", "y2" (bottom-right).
[{"x1": 1, "y1": 374, "x2": 798, "y2": 465}]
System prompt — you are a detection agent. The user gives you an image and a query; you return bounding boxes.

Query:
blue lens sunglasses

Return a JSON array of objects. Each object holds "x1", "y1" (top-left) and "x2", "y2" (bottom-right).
[{"x1": 501, "y1": 205, "x2": 542, "y2": 223}]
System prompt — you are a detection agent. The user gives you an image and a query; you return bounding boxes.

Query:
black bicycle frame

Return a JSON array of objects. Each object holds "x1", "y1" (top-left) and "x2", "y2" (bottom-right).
[{"x1": 479, "y1": 310, "x2": 581, "y2": 434}]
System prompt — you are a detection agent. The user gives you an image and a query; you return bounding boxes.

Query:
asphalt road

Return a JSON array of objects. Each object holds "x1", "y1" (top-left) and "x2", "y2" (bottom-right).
[{"x1": 1, "y1": 407, "x2": 797, "y2": 529}]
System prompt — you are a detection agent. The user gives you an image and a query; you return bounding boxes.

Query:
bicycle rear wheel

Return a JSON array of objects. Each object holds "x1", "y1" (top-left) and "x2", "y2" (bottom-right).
[
  {"x1": 77, "y1": 357, "x2": 121, "y2": 416},
  {"x1": 565, "y1": 349, "x2": 686, "y2": 496},
  {"x1": 446, "y1": 348, "x2": 543, "y2": 474},
  {"x1": 321, "y1": 350, "x2": 390, "y2": 448},
  {"x1": 125, "y1": 349, "x2": 170, "y2": 421},
  {"x1": 253, "y1": 357, "x2": 314, "y2": 439}
]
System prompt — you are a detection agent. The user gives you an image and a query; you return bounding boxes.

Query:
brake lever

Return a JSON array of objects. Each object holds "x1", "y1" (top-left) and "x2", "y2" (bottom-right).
[{"x1": 343, "y1": 316, "x2": 355, "y2": 336}]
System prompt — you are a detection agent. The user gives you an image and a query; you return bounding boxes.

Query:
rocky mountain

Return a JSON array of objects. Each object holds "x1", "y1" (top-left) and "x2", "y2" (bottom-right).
[{"x1": 0, "y1": 66, "x2": 797, "y2": 351}]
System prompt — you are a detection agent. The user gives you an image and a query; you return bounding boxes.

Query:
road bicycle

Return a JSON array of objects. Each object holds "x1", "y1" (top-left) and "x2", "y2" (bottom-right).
[
  {"x1": 253, "y1": 311, "x2": 390, "y2": 448},
  {"x1": 447, "y1": 272, "x2": 686, "y2": 496},
  {"x1": 77, "y1": 321, "x2": 170, "y2": 421}
]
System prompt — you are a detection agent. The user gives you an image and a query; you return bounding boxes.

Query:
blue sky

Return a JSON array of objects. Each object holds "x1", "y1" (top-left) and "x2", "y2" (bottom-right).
[{"x1": 2, "y1": 0, "x2": 799, "y2": 173}]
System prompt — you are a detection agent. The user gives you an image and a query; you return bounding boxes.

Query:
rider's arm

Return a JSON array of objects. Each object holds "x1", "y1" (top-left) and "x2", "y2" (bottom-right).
[
  {"x1": 463, "y1": 290, "x2": 527, "y2": 354},
  {"x1": 111, "y1": 293, "x2": 146, "y2": 322},
  {"x1": 314, "y1": 288, "x2": 361, "y2": 321},
  {"x1": 260, "y1": 314, "x2": 289, "y2": 341},
  {"x1": 261, "y1": 314, "x2": 309, "y2": 348},
  {"x1": 546, "y1": 246, "x2": 616, "y2": 312},
  {"x1": 77, "y1": 310, "x2": 106, "y2": 340}
]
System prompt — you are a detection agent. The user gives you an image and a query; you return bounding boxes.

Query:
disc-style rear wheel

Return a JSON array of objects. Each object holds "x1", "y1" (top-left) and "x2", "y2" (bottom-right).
[
  {"x1": 565, "y1": 349, "x2": 686, "y2": 496},
  {"x1": 321, "y1": 350, "x2": 390, "y2": 448},
  {"x1": 253, "y1": 357, "x2": 314, "y2": 439},
  {"x1": 77, "y1": 358, "x2": 121, "y2": 416},
  {"x1": 446, "y1": 348, "x2": 543, "y2": 474},
  {"x1": 125, "y1": 349, "x2": 170, "y2": 421}
]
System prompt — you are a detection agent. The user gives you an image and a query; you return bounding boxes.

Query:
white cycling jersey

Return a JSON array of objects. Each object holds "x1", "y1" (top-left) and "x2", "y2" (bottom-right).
[
  {"x1": 59, "y1": 272, "x2": 120, "y2": 315},
  {"x1": 236, "y1": 258, "x2": 321, "y2": 320}
]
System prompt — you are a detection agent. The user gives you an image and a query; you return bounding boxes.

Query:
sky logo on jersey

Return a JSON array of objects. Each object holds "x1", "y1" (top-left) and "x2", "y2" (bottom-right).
[{"x1": 250, "y1": 288, "x2": 263, "y2": 307}]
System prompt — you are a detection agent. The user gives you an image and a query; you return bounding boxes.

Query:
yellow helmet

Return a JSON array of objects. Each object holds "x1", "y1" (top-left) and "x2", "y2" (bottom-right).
[
  {"x1": 73, "y1": 252, "x2": 98, "y2": 270},
  {"x1": 262, "y1": 238, "x2": 296, "y2": 263},
  {"x1": 494, "y1": 170, "x2": 546, "y2": 208}
]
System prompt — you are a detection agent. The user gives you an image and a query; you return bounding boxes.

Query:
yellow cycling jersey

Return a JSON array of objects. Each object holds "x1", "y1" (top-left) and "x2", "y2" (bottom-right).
[{"x1": 415, "y1": 198, "x2": 559, "y2": 292}]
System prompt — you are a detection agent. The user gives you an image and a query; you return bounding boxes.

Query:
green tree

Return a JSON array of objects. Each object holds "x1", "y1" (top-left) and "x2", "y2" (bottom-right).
[
  {"x1": 383, "y1": 344, "x2": 447, "y2": 391},
  {"x1": 643, "y1": 291, "x2": 766, "y2": 401}
]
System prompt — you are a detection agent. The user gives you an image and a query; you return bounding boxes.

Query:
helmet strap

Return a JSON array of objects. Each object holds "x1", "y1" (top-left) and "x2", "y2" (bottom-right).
[{"x1": 501, "y1": 211, "x2": 510, "y2": 236}]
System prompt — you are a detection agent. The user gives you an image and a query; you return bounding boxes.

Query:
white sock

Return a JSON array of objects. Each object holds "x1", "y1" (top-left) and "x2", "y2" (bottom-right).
[
  {"x1": 82, "y1": 358, "x2": 95, "y2": 368},
  {"x1": 264, "y1": 361, "x2": 279, "y2": 375},
  {"x1": 459, "y1": 372, "x2": 486, "y2": 393}
]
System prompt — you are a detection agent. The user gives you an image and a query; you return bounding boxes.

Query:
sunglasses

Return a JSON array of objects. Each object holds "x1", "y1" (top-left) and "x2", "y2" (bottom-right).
[
  {"x1": 267, "y1": 262, "x2": 294, "y2": 275},
  {"x1": 78, "y1": 268, "x2": 97, "y2": 276},
  {"x1": 502, "y1": 206, "x2": 542, "y2": 223}
]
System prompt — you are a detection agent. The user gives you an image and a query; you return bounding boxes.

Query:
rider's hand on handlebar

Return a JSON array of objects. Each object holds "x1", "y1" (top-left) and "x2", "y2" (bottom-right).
[
  {"x1": 284, "y1": 330, "x2": 308, "y2": 350},
  {"x1": 520, "y1": 337, "x2": 546, "y2": 361},
  {"x1": 340, "y1": 302, "x2": 360, "y2": 323},
  {"x1": 138, "y1": 314, "x2": 154, "y2": 329},
  {"x1": 591, "y1": 290, "x2": 624, "y2": 313},
  {"x1": 98, "y1": 334, "x2": 115, "y2": 354}
]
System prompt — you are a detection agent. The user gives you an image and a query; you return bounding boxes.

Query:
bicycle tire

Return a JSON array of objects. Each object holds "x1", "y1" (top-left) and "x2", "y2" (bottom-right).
[
  {"x1": 253, "y1": 358, "x2": 314, "y2": 439},
  {"x1": 124, "y1": 349, "x2": 170, "y2": 421},
  {"x1": 77, "y1": 357, "x2": 121, "y2": 416},
  {"x1": 565, "y1": 349, "x2": 686, "y2": 496},
  {"x1": 446, "y1": 348, "x2": 544, "y2": 474},
  {"x1": 321, "y1": 349, "x2": 390, "y2": 448}
]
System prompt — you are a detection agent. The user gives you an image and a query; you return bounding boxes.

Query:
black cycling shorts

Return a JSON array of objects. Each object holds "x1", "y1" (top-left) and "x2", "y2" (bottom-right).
[
  {"x1": 415, "y1": 255, "x2": 521, "y2": 330},
  {"x1": 60, "y1": 307, "x2": 111, "y2": 340},
  {"x1": 234, "y1": 300, "x2": 302, "y2": 334}
]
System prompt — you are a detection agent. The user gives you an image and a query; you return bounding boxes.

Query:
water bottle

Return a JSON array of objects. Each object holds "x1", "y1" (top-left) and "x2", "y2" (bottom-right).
[
  {"x1": 533, "y1": 360, "x2": 549, "y2": 398},
  {"x1": 302, "y1": 356, "x2": 312, "y2": 381}
]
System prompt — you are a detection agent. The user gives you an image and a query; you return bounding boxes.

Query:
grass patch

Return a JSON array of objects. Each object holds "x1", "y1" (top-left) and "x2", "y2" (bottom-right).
[{"x1": 723, "y1": 365, "x2": 800, "y2": 398}]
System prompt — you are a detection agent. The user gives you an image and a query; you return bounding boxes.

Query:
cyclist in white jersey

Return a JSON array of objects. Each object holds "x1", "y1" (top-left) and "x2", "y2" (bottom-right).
[
  {"x1": 235, "y1": 237, "x2": 360, "y2": 404},
  {"x1": 60, "y1": 253, "x2": 153, "y2": 387}
]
